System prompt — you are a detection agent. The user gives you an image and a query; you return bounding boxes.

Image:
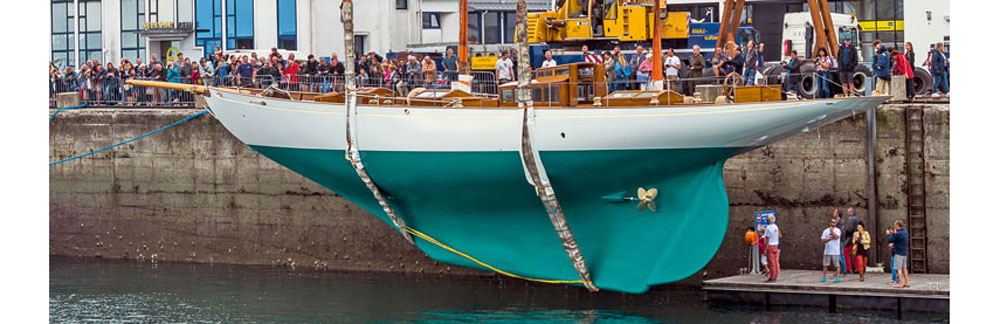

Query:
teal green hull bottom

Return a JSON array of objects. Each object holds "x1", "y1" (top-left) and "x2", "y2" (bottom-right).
[{"x1": 250, "y1": 145, "x2": 741, "y2": 293}]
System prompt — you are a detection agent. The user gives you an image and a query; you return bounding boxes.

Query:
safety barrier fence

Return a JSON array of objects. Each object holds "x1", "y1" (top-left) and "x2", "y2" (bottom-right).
[
  {"x1": 49, "y1": 69, "x2": 879, "y2": 108},
  {"x1": 49, "y1": 71, "x2": 503, "y2": 107}
]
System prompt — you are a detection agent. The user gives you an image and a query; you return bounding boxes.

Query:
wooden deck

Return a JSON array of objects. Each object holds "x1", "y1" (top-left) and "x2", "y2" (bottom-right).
[{"x1": 703, "y1": 270, "x2": 949, "y2": 314}]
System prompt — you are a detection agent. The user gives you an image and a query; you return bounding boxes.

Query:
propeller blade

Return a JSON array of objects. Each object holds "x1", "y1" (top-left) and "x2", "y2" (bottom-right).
[
  {"x1": 637, "y1": 201, "x2": 646, "y2": 211},
  {"x1": 637, "y1": 187, "x2": 646, "y2": 198},
  {"x1": 646, "y1": 188, "x2": 658, "y2": 200},
  {"x1": 648, "y1": 201, "x2": 657, "y2": 212}
]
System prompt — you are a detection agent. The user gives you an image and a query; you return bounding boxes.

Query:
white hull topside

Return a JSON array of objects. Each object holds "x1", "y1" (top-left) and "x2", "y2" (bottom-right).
[{"x1": 205, "y1": 88, "x2": 887, "y2": 153}]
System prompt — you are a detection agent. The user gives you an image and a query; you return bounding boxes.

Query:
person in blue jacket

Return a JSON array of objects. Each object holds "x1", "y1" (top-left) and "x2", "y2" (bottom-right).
[
  {"x1": 165, "y1": 61, "x2": 180, "y2": 102},
  {"x1": 886, "y1": 219, "x2": 910, "y2": 288},
  {"x1": 613, "y1": 48, "x2": 631, "y2": 93},
  {"x1": 872, "y1": 40, "x2": 892, "y2": 95},
  {"x1": 930, "y1": 42, "x2": 949, "y2": 96}
]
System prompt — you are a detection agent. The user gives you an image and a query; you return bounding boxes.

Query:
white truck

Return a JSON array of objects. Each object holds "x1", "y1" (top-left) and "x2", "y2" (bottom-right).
[{"x1": 763, "y1": 12, "x2": 934, "y2": 98}]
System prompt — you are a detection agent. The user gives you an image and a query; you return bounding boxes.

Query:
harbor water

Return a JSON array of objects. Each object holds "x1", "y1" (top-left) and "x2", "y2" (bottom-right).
[{"x1": 50, "y1": 256, "x2": 947, "y2": 323}]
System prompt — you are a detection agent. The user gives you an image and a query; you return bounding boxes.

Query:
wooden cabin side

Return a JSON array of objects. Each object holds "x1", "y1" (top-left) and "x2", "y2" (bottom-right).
[{"x1": 215, "y1": 61, "x2": 782, "y2": 109}]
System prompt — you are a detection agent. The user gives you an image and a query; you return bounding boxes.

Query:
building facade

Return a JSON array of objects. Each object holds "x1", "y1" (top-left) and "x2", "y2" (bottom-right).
[
  {"x1": 49, "y1": 0, "x2": 426, "y2": 69},
  {"x1": 49, "y1": 0, "x2": 949, "y2": 69},
  {"x1": 661, "y1": 0, "x2": 949, "y2": 61}
]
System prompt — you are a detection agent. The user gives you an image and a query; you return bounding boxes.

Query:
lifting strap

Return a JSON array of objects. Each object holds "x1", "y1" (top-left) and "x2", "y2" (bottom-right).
[
  {"x1": 517, "y1": 101, "x2": 598, "y2": 292},
  {"x1": 344, "y1": 88, "x2": 414, "y2": 244}
]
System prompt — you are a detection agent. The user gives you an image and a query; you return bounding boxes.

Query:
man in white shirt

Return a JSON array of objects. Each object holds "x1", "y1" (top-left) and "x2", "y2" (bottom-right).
[
  {"x1": 541, "y1": 50, "x2": 558, "y2": 68},
  {"x1": 762, "y1": 215, "x2": 780, "y2": 282},
  {"x1": 664, "y1": 48, "x2": 682, "y2": 92},
  {"x1": 495, "y1": 52, "x2": 515, "y2": 85},
  {"x1": 820, "y1": 218, "x2": 842, "y2": 283}
]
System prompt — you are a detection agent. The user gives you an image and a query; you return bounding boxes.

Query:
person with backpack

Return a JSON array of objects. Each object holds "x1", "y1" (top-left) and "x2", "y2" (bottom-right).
[
  {"x1": 872, "y1": 40, "x2": 892, "y2": 95},
  {"x1": 930, "y1": 42, "x2": 949, "y2": 96}
]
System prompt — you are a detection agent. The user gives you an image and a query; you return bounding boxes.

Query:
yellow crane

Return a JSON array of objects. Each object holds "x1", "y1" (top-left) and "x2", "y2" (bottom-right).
[
  {"x1": 525, "y1": 0, "x2": 690, "y2": 44},
  {"x1": 716, "y1": 0, "x2": 841, "y2": 59}
]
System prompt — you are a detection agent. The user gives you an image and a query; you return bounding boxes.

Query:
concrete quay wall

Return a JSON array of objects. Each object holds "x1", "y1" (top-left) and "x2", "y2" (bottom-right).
[{"x1": 49, "y1": 105, "x2": 949, "y2": 284}]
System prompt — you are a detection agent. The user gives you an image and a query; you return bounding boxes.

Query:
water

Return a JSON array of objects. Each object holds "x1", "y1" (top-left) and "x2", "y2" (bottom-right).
[{"x1": 50, "y1": 256, "x2": 947, "y2": 323}]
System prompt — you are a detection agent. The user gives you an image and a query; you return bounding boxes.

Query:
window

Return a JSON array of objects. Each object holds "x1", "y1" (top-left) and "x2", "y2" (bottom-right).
[
  {"x1": 195, "y1": 0, "x2": 223, "y2": 57},
  {"x1": 503, "y1": 12, "x2": 515, "y2": 43},
  {"x1": 227, "y1": 0, "x2": 254, "y2": 49},
  {"x1": 178, "y1": 0, "x2": 193, "y2": 23},
  {"x1": 577, "y1": 85, "x2": 594, "y2": 102},
  {"x1": 668, "y1": 5, "x2": 716, "y2": 22},
  {"x1": 423, "y1": 12, "x2": 441, "y2": 29},
  {"x1": 150, "y1": 0, "x2": 173, "y2": 23},
  {"x1": 277, "y1": 0, "x2": 297, "y2": 50},
  {"x1": 354, "y1": 35, "x2": 367, "y2": 58},
  {"x1": 483, "y1": 12, "x2": 500, "y2": 44},
  {"x1": 468, "y1": 12, "x2": 481, "y2": 44},
  {"x1": 739, "y1": 5, "x2": 753, "y2": 24},
  {"x1": 604, "y1": 0, "x2": 617, "y2": 20},
  {"x1": 547, "y1": 85, "x2": 561, "y2": 102},
  {"x1": 396, "y1": 0, "x2": 407, "y2": 10},
  {"x1": 501, "y1": 89, "x2": 513, "y2": 102},
  {"x1": 51, "y1": 0, "x2": 75, "y2": 69},
  {"x1": 121, "y1": 0, "x2": 147, "y2": 61},
  {"x1": 78, "y1": 0, "x2": 102, "y2": 64}
]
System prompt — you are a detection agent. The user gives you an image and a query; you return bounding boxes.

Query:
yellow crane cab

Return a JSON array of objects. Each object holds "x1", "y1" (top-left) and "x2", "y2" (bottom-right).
[{"x1": 526, "y1": 1, "x2": 689, "y2": 43}]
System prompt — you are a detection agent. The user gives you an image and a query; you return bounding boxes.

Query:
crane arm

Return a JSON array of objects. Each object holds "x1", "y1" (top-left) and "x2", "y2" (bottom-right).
[{"x1": 716, "y1": 0, "x2": 841, "y2": 59}]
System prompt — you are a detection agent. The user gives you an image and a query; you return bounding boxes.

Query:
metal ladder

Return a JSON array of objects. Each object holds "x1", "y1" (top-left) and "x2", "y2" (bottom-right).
[{"x1": 904, "y1": 106, "x2": 928, "y2": 273}]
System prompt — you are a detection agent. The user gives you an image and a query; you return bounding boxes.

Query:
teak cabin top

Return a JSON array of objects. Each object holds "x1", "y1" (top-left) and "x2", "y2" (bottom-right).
[{"x1": 219, "y1": 62, "x2": 780, "y2": 108}]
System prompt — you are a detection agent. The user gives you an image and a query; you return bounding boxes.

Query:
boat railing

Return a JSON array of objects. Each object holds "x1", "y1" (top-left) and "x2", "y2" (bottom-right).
[
  {"x1": 49, "y1": 70, "x2": 506, "y2": 108},
  {"x1": 53, "y1": 76, "x2": 209, "y2": 108},
  {"x1": 52, "y1": 71, "x2": 864, "y2": 108}
]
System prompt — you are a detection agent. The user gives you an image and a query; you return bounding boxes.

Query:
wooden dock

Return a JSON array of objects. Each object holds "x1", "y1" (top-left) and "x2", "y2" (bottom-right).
[{"x1": 703, "y1": 270, "x2": 949, "y2": 315}]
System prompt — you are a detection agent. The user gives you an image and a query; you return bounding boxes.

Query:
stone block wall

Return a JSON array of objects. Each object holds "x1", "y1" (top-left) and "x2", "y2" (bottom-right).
[{"x1": 49, "y1": 105, "x2": 949, "y2": 284}]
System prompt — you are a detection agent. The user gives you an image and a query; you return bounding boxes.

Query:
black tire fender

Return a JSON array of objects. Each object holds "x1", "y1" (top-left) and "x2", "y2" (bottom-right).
[
  {"x1": 762, "y1": 65, "x2": 783, "y2": 86},
  {"x1": 797, "y1": 72, "x2": 819, "y2": 99},
  {"x1": 852, "y1": 65, "x2": 872, "y2": 96},
  {"x1": 913, "y1": 67, "x2": 933, "y2": 95}
]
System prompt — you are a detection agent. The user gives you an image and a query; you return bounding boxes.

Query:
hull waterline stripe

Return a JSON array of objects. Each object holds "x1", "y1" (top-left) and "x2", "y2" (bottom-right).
[
  {"x1": 518, "y1": 100, "x2": 598, "y2": 292},
  {"x1": 401, "y1": 227, "x2": 590, "y2": 285},
  {"x1": 50, "y1": 110, "x2": 209, "y2": 166}
]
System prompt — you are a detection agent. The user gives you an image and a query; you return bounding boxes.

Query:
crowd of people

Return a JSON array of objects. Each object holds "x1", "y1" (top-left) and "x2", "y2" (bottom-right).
[
  {"x1": 755, "y1": 207, "x2": 912, "y2": 288},
  {"x1": 49, "y1": 46, "x2": 470, "y2": 106},
  {"x1": 550, "y1": 38, "x2": 951, "y2": 100},
  {"x1": 50, "y1": 39, "x2": 950, "y2": 106}
]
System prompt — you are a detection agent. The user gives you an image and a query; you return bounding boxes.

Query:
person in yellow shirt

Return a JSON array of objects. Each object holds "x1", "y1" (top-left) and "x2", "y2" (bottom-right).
[{"x1": 852, "y1": 221, "x2": 871, "y2": 282}]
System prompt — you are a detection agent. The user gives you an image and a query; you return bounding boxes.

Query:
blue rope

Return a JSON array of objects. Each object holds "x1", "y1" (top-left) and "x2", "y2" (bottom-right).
[
  {"x1": 49, "y1": 103, "x2": 89, "y2": 123},
  {"x1": 49, "y1": 110, "x2": 210, "y2": 166}
]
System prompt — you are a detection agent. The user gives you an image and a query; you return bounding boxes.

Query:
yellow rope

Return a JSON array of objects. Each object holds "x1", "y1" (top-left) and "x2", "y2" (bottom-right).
[{"x1": 401, "y1": 227, "x2": 593, "y2": 285}]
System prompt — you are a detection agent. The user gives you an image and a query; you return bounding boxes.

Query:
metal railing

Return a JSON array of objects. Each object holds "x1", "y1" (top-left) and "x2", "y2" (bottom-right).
[{"x1": 50, "y1": 68, "x2": 872, "y2": 108}]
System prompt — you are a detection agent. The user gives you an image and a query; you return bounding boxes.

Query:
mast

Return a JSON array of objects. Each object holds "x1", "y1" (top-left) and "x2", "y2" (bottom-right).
[
  {"x1": 341, "y1": 0, "x2": 355, "y2": 90},
  {"x1": 515, "y1": 0, "x2": 532, "y2": 99},
  {"x1": 458, "y1": 0, "x2": 470, "y2": 75},
  {"x1": 651, "y1": 0, "x2": 664, "y2": 90}
]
